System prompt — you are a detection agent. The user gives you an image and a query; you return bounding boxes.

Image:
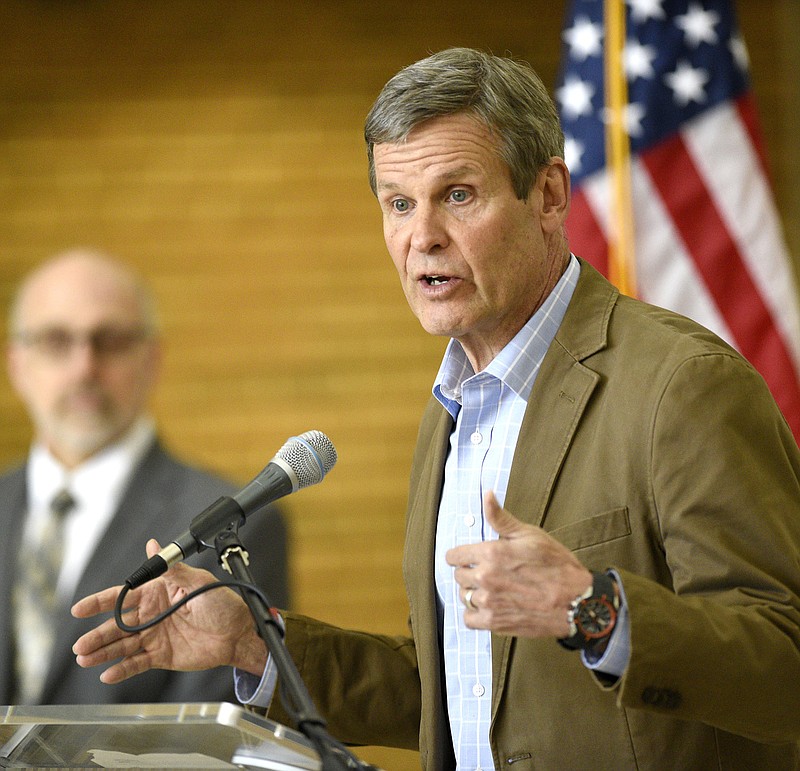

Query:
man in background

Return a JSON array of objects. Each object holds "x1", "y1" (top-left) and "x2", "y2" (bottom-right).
[{"x1": 0, "y1": 247, "x2": 289, "y2": 705}]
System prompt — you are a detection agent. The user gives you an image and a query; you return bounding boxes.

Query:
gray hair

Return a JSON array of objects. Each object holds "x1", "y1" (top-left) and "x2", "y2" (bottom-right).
[{"x1": 364, "y1": 47, "x2": 565, "y2": 200}]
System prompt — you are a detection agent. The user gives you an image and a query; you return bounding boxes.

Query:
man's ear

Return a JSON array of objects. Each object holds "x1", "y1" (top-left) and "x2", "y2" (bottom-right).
[
  {"x1": 6, "y1": 343, "x2": 26, "y2": 400},
  {"x1": 540, "y1": 157, "x2": 570, "y2": 234}
]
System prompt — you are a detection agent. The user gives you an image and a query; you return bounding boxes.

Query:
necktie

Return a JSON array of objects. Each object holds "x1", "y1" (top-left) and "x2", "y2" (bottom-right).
[{"x1": 13, "y1": 488, "x2": 76, "y2": 703}]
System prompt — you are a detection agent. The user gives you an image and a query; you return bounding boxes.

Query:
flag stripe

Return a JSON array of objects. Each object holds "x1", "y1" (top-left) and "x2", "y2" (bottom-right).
[
  {"x1": 735, "y1": 92, "x2": 769, "y2": 181},
  {"x1": 566, "y1": 188, "x2": 609, "y2": 275},
  {"x1": 629, "y1": 163, "x2": 734, "y2": 340},
  {"x1": 580, "y1": 163, "x2": 734, "y2": 341},
  {"x1": 641, "y1": 132, "x2": 800, "y2": 435},
  {"x1": 681, "y1": 97, "x2": 800, "y2": 370}
]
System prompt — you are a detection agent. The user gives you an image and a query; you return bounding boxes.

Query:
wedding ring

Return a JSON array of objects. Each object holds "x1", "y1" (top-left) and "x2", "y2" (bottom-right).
[{"x1": 464, "y1": 588, "x2": 477, "y2": 611}]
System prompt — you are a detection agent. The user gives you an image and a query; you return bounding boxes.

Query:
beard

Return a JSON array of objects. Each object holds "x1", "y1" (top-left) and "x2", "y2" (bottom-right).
[{"x1": 34, "y1": 384, "x2": 134, "y2": 462}]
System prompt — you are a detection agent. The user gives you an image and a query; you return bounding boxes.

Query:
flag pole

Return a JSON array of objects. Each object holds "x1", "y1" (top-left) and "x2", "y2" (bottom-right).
[{"x1": 604, "y1": 0, "x2": 637, "y2": 296}]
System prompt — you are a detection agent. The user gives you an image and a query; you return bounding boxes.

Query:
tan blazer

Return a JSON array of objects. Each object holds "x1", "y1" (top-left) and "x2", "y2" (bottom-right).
[{"x1": 273, "y1": 260, "x2": 800, "y2": 770}]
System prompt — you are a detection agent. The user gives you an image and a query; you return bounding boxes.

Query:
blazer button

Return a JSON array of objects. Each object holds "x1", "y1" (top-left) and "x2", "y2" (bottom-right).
[{"x1": 641, "y1": 686, "x2": 682, "y2": 710}]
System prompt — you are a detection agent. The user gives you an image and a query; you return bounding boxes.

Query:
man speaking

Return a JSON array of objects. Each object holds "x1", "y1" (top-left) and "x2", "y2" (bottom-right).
[{"x1": 72, "y1": 49, "x2": 800, "y2": 769}]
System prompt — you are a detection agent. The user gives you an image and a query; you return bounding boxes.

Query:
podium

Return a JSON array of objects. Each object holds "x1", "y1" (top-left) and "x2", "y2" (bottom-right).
[{"x1": 0, "y1": 702, "x2": 321, "y2": 769}]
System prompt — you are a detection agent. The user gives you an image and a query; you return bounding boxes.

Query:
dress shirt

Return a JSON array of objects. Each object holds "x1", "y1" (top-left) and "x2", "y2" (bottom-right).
[{"x1": 24, "y1": 416, "x2": 156, "y2": 603}]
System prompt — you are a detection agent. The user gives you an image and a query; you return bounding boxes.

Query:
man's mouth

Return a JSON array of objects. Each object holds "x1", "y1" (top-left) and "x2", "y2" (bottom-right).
[{"x1": 425, "y1": 275, "x2": 450, "y2": 286}]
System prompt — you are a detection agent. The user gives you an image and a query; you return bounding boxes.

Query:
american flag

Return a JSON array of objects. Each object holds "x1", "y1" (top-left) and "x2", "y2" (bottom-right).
[{"x1": 556, "y1": 0, "x2": 800, "y2": 440}]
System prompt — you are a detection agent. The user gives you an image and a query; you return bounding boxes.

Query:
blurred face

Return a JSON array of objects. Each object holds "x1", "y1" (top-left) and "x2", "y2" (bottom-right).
[
  {"x1": 7, "y1": 256, "x2": 160, "y2": 468},
  {"x1": 374, "y1": 113, "x2": 569, "y2": 372}
]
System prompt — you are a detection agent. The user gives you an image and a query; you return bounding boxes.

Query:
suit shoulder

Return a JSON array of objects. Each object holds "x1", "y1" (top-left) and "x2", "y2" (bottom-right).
[
  {"x1": 610, "y1": 293, "x2": 745, "y2": 365},
  {"x1": 134, "y1": 442, "x2": 238, "y2": 503},
  {"x1": 563, "y1": 260, "x2": 745, "y2": 370},
  {"x1": 0, "y1": 461, "x2": 25, "y2": 482},
  {"x1": 0, "y1": 463, "x2": 26, "y2": 501}
]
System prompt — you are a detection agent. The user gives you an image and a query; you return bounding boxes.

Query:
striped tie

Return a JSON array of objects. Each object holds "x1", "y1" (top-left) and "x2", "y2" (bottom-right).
[{"x1": 13, "y1": 488, "x2": 76, "y2": 703}]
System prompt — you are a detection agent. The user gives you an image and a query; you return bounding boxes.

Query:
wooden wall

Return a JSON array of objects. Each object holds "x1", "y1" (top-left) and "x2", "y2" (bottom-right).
[{"x1": 1, "y1": 2, "x2": 797, "y2": 768}]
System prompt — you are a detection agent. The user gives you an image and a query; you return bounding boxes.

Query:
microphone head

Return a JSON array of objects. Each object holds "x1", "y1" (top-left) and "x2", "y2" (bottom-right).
[{"x1": 275, "y1": 430, "x2": 337, "y2": 489}]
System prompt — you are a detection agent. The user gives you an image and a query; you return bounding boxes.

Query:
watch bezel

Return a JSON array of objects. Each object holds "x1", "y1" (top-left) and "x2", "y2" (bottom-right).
[
  {"x1": 558, "y1": 571, "x2": 620, "y2": 651},
  {"x1": 574, "y1": 594, "x2": 616, "y2": 639}
]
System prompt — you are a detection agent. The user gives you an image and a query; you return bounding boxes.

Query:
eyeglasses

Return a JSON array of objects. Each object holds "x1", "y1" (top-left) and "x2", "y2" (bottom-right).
[{"x1": 14, "y1": 326, "x2": 153, "y2": 360}]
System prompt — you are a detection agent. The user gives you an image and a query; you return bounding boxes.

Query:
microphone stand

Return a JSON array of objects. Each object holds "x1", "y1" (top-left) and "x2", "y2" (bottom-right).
[{"x1": 214, "y1": 528, "x2": 381, "y2": 771}]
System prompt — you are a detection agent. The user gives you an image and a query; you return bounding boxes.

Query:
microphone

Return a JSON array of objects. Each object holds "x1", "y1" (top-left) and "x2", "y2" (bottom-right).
[{"x1": 125, "y1": 430, "x2": 337, "y2": 588}]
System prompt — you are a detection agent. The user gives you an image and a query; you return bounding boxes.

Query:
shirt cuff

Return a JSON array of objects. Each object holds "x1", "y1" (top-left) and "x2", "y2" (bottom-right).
[
  {"x1": 233, "y1": 611, "x2": 284, "y2": 708},
  {"x1": 234, "y1": 658, "x2": 278, "y2": 708},
  {"x1": 581, "y1": 569, "x2": 630, "y2": 677}
]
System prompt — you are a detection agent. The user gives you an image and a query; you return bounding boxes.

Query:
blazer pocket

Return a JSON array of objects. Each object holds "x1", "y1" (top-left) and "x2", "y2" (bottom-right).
[{"x1": 547, "y1": 507, "x2": 631, "y2": 551}]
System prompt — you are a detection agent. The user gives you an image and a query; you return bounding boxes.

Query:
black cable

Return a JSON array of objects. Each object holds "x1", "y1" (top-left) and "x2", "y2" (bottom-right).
[
  {"x1": 112, "y1": 578, "x2": 377, "y2": 769},
  {"x1": 113, "y1": 578, "x2": 281, "y2": 635}
]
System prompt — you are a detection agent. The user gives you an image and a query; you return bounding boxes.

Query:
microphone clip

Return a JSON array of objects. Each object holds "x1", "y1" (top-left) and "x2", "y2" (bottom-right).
[{"x1": 215, "y1": 528, "x2": 251, "y2": 574}]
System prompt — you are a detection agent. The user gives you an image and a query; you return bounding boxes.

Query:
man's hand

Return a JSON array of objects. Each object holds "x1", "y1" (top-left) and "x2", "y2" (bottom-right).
[
  {"x1": 445, "y1": 491, "x2": 592, "y2": 638},
  {"x1": 72, "y1": 539, "x2": 268, "y2": 684}
]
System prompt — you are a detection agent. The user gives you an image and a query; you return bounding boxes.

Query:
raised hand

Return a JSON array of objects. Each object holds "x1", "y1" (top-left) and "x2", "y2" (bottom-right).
[
  {"x1": 445, "y1": 491, "x2": 592, "y2": 638},
  {"x1": 72, "y1": 539, "x2": 269, "y2": 684}
]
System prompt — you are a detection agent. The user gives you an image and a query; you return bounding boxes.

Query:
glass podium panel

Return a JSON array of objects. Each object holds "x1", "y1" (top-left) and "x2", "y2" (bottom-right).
[{"x1": 0, "y1": 702, "x2": 320, "y2": 769}]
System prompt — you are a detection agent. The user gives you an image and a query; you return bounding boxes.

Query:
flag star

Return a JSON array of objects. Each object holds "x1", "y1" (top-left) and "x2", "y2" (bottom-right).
[
  {"x1": 627, "y1": 0, "x2": 666, "y2": 23},
  {"x1": 600, "y1": 103, "x2": 647, "y2": 138},
  {"x1": 729, "y1": 33, "x2": 749, "y2": 72},
  {"x1": 664, "y1": 59, "x2": 709, "y2": 106},
  {"x1": 623, "y1": 102, "x2": 647, "y2": 137},
  {"x1": 624, "y1": 40, "x2": 657, "y2": 80},
  {"x1": 675, "y1": 2, "x2": 721, "y2": 47},
  {"x1": 557, "y1": 75, "x2": 596, "y2": 120},
  {"x1": 563, "y1": 136, "x2": 585, "y2": 174},
  {"x1": 562, "y1": 15, "x2": 604, "y2": 61}
]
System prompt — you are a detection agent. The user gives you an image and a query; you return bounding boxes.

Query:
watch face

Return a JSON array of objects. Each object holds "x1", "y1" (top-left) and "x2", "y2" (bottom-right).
[{"x1": 575, "y1": 596, "x2": 616, "y2": 639}]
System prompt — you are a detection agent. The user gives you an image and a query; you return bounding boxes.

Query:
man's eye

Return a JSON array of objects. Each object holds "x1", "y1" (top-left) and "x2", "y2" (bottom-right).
[
  {"x1": 449, "y1": 189, "x2": 470, "y2": 203},
  {"x1": 391, "y1": 199, "x2": 411, "y2": 213}
]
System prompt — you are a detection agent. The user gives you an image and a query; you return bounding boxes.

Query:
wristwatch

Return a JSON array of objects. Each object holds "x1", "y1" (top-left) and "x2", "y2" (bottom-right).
[{"x1": 558, "y1": 571, "x2": 620, "y2": 652}]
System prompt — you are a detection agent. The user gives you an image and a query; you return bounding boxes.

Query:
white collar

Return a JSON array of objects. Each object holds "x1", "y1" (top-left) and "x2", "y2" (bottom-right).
[{"x1": 27, "y1": 416, "x2": 156, "y2": 517}]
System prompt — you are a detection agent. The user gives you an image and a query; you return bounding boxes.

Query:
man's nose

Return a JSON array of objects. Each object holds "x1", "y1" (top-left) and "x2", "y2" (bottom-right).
[
  {"x1": 410, "y1": 204, "x2": 449, "y2": 254},
  {"x1": 65, "y1": 338, "x2": 102, "y2": 373}
]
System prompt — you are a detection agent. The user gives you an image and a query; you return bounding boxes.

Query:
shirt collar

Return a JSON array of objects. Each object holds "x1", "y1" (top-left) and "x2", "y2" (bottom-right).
[
  {"x1": 433, "y1": 255, "x2": 580, "y2": 418},
  {"x1": 28, "y1": 415, "x2": 157, "y2": 514}
]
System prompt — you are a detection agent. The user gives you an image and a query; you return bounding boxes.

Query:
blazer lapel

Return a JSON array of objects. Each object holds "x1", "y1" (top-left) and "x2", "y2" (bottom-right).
[
  {"x1": 491, "y1": 259, "x2": 617, "y2": 713},
  {"x1": 405, "y1": 400, "x2": 452, "y2": 647},
  {"x1": 503, "y1": 354, "x2": 600, "y2": 527},
  {"x1": 403, "y1": 399, "x2": 455, "y2": 770},
  {"x1": 503, "y1": 258, "x2": 616, "y2": 527}
]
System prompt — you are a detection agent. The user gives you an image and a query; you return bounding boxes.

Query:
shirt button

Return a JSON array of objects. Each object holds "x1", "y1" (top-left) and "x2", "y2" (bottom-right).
[
  {"x1": 470, "y1": 431, "x2": 483, "y2": 444},
  {"x1": 472, "y1": 683, "x2": 485, "y2": 697},
  {"x1": 464, "y1": 514, "x2": 476, "y2": 527}
]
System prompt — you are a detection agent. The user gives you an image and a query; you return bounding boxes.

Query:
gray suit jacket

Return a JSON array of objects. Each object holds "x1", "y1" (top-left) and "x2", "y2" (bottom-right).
[
  {"x1": 0, "y1": 438, "x2": 290, "y2": 706},
  {"x1": 270, "y1": 260, "x2": 800, "y2": 770}
]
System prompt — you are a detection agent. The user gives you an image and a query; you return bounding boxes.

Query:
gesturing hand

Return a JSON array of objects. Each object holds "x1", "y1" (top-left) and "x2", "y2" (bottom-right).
[
  {"x1": 445, "y1": 491, "x2": 592, "y2": 638},
  {"x1": 72, "y1": 538, "x2": 269, "y2": 684}
]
